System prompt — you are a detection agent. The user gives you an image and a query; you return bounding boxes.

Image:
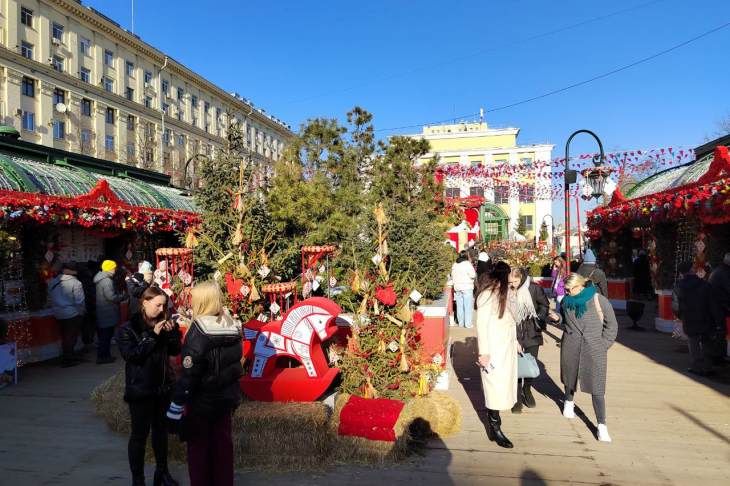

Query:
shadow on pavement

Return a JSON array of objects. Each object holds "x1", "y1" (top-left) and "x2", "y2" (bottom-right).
[
  {"x1": 451, "y1": 337, "x2": 490, "y2": 438},
  {"x1": 668, "y1": 404, "x2": 730, "y2": 445},
  {"x1": 613, "y1": 307, "x2": 730, "y2": 397}
]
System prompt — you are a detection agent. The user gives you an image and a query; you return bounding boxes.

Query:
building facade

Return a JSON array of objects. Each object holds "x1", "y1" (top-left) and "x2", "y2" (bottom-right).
[
  {"x1": 406, "y1": 119, "x2": 554, "y2": 241},
  {"x1": 0, "y1": 0, "x2": 293, "y2": 185}
]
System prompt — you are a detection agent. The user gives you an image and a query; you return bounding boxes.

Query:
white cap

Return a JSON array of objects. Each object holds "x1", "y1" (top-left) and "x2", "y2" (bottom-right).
[
  {"x1": 478, "y1": 252, "x2": 489, "y2": 262},
  {"x1": 138, "y1": 261, "x2": 153, "y2": 273}
]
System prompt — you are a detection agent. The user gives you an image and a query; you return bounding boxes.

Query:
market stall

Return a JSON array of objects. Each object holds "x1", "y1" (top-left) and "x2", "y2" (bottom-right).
[
  {"x1": 587, "y1": 140, "x2": 730, "y2": 334},
  {"x1": 0, "y1": 126, "x2": 198, "y2": 364}
]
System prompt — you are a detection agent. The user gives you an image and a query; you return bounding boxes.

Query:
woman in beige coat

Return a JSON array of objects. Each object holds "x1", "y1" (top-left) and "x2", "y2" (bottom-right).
[{"x1": 476, "y1": 261, "x2": 518, "y2": 448}]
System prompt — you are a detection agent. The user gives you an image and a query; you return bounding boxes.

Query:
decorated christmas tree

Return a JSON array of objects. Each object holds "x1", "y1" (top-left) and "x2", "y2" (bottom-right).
[{"x1": 338, "y1": 204, "x2": 441, "y2": 401}]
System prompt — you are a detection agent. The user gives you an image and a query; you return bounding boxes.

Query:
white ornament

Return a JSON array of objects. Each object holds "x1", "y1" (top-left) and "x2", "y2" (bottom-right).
[
  {"x1": 213, "y1": 270, "x2": 222, "y2": 282},
  {"x1": 240, "y1": 285, "x2": 250, "y2": 297},
  {"x1": 387, "y1": 340, "x2": 399, "y2": 353},
  {"x1": 329, "y1": 276, "x2": 337, "y2": 288},
  {"x1": 371, "y1": 254, "x2": 383, "y2": 265},
  {"x1": 432, "y1": 353, "x2": 444, "y2": 366},
  {"x1": 45, "y1": 250, "x2": 54, "y2": 263},
  {"x1": 258, "y1": 265, "x2": 271, "y2": 278},
  {"x1": 312, "y1": 279, "x2": 320, "y2": 292},
  {"x1": 302, "y1": 281, "x2": 312, "y2": 297},
  {"x1": 318, "y1": 265, "x2": 326, "y2": 274},
  {"x1": 269, "y1": 301, "x2": 281, "y2": 315},
  {"x1": 603, "y1": 177, "x2": 617, "y2": 197},
  {"x1": 409, "y1": 289, "x2": 423, "y2": 303},
  {"x1": 305, "y1": 269, "x2": 314, "y2": 281},
  {"x1": 125, "y1": 249, "x2": 133, "y2": 261}
]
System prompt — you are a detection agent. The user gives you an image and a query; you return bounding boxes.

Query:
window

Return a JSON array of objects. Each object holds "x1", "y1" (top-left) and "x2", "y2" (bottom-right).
[
  {"x1": 520, "y1": 157, "x2": 532, "y2": 165},
  {"x1": 104, "y1": 49, "x2": 114, "y2": 66},
  {"x1": 494, "y1": 185, "x2": 509, "y2": 204},
  {"x1": 144, "y1": 71, "x2": 152, "y2": 84},
  {"x1": 144, "y1": 96, "x2": 152, "y2": 109},
  {"x1": 81, "y1": 129, "x2": 91, "y2": 146},
  {"x1": 53, "y1": 120, "x2": 65, "y2": 140},
  {"x1": 520, "y1": 215, "x2": 533, "y2": 232},
  {"x1": 470, "y1": 160, "x2": 481, "y2": 167},
  {"x1": 445, "y1": 187, "x2": 460, "y2": 198},
  {"x1": 52, "y1": 23, "x2": 64, "y2": 42},
  {"x1": 21, "y1": 7, "x2": 33, "y2": 27},
  {"x1": 205, "y1": 122, "x2": 210, "y2": 133},
  {"x1": 21, "y1": 111, "x2": 34, "y2": 132},
  {"x1": 494, "y1": 158, "x2": 508, "y2": 165},
  {"x1": 163, "y1": 129, "x2": 171, "y2": 145},
  {"x1": 53, "y1": 89, "x2": 65, "y2": 105},
  {"x1": 105, "y1": 107, "x2": 115, "y2": 125},
  {"x1": 80, "y1": 37, "x2": 91, "y2": 56},
  {"x1": 204, "y1": 101, "x2": 210, "y2": 113},
  {"x1": 216, "y1": 107, "x2": 221, "y2": 119},
  {"x1": 22, "y1": 77, "x2": 35, "y2": 97},
  {"x1": 80, "y1": 67, "x2": 90, "y2": 83},
  {"x1": 177, "y1": 87, "x2": 184, "y2": 101},
  {"x1": 105, "y1": 135, "x2": 115, "y2": 152},
  {"x1": 127, "y1": 143, "x2": 135, "y2": 158},
  {"x1": 21, "y1": 41, "x2": 33, "y2": 59},
  {"x1": 519, "y1": 185, "x2": 535, "y2": 203},
  {"x1": 127, "y1": 115, "x2": 135, "y2": 131},
  {"x1": 126, "y1": 87, "x2": 134, "y2": 101},
  {"x1": 162, "y1": 103, "x2": 169, "y2": 115},
  {"x1": 103, "y1": 77, "x2": 114, "y2": 93},
  {"x1": 161, "y1": 80, "x2": 169, "y2": 95},
  {"x1": 126, "y1": 61, "x2": 134, "y2": 77},
  {"x1": 81, "y1": 98, "x2": 92, "y2": 117},
  {"x1": 191, "y1": 95, "x2": 198, "y2": 108},
  {"x1": 192, "y1": 117, "x2": 198, "y2": 128},
  {"x1": 177, "y1": 110, "x2": 184, "y2": 121},
  {"x1": 470, "y1": 186, "x2": 485, "y2": 197},
  {"x1": 178, "y1": 134, "x2": 185, "y2": 146},
  {"x1": 163, "y1": 151, "x2": 171, "y2": 169},
  {"x1": 52, "y1": 56, "x2": 64, "y2": 72}
]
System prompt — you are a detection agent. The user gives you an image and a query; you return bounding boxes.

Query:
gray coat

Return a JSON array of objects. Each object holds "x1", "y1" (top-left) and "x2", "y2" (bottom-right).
[
  {"x1": 560, "y1": 293, "x2": 618, "y2": 395},
  {"x1": 94, "y1": 271, "x2": 126, "y2": 328}
]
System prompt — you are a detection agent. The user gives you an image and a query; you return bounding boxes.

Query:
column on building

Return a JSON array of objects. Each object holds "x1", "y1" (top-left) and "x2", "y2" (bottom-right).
[
  {"x1": 482, "y1": 151, "x2": 495, "y2": 203},
  {"x1": 39, "y1": 79, "x2": 55, "y2": 147},
  {"x1": 459, "y1": 153, "x2": 470, "y2": 197},
  {"x1": 5, "y1": 69, "x2": 24, "y2": 132},
  {"x1": 507, "y1": 152, "x2": 520, "y2": 236}
]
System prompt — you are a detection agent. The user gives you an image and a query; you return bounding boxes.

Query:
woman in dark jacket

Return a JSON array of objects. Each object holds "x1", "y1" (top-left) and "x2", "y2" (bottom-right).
[
  {"x1": 117, "y1": 286, "x2": 181, "y2": 486},
  {"x1": 509, "y1": 267, "x2": 556, "y2": 413},
  {"x1": 560, "y1": 273, "x2": 618, "y2": 443},
  {"x1": 166, "y1": 281, "x2": 243, "y2": 486}
]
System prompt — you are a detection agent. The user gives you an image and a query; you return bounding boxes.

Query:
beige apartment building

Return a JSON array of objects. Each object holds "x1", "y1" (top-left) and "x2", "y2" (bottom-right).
[{"x1": 0, "y1": 0, "x2": 293, "y2": 184}]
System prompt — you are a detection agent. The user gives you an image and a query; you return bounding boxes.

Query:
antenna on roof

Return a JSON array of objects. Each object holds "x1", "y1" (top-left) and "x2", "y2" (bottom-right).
[{"x1": 479, "y1": 107, "x2": 485, "y2": 122}]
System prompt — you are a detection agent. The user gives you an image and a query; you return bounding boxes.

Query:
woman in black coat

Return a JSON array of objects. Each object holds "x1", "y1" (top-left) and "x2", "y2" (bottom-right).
[
  {"x1": 509, "y1": 267, "x2": 556, "y2": 413},
  {"x1": 116, "y1": 286, "x2": 181, "y2": 486}
]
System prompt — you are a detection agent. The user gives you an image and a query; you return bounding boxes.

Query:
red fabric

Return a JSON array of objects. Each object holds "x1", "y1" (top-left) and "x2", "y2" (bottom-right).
[
  {"x1": 463, "y1": 208, "x2": 479, "y2": 228},
  {"x1": 375, "y1": 284, "x2": 397, "y2": 306},
  {"x1": 337, "y1": 395, "x2": 405, "y2": 442}
]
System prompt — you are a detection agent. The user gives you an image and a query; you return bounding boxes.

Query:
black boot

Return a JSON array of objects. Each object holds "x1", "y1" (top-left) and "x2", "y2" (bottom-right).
[
  {"x1": 486, "y1": 409, "x2": 514, "y2": 449},
  {"x1": 511, "y1": 398, "x2": 523, "y2": 414},
  {"x1": 132, "y1": 476, "x2": 145, "y2": 486},
  {"x1": 153, "y1": 469, "x2": 179, "y2": 486},
  {"x1": 523, "y1": 384, "x2": 536, "y2": 408}
]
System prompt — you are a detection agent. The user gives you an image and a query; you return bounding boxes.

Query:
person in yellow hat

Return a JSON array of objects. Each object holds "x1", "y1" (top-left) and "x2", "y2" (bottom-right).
[{"x1": 94, "y1": 259, "x2": 127, "y2": 364}]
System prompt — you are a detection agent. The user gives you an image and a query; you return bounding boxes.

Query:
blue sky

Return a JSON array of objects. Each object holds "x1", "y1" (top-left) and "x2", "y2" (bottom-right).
[{"x1": 86, "y1": 0, "x2": 730, "y2": 223}]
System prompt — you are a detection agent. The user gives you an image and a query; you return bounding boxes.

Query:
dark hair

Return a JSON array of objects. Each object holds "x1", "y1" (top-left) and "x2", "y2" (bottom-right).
[
  {"x1": 456, "y1": 251, "x2": 469, "y2": 264},
  {"x1": 140, "y1": 286, "x2": 169, "y2": 324},
  {"x1": 475, "y1": 261, "x2": 511, "y2": 318},
  {"x1": 677, "y1": 261, "x2": 693, "y2": 275}
]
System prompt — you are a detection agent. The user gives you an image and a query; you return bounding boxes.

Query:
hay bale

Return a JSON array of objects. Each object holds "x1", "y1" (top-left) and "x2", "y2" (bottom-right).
[
  {"x1": 232, "y1": 401, "x2": 333, "y2": 471},
  {"x1": 399, "y1": 391, "x2": 461, "y2": 439}
]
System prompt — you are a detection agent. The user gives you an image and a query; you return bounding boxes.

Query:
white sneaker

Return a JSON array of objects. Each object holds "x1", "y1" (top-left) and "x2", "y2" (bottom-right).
[
  {"x1": 563, "y1": 400, "x2": 575, "y2": 419},
  {"x1": 597, "y1": 424, "x2": 612, "y2": 443}
]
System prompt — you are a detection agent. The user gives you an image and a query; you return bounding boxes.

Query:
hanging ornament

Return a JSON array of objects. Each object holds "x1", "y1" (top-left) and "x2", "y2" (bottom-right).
[
  {"x1": 125, "y1": 246, "x2": 133, "y2": 261},
  {"x1": 217, "y1": 252, "x2": 234, "y2": 266},
  {"x1": 351, "y1": 271, "x2": 361, "y2": 293},
  {"x1": 248, "y1": 281, "x2": 260, "y2": 302},
  {"x1": 213, "y1": 270, "x2": 222, "y2": 281},
  {"x1": 409, "y1": 289, "x2": 423, "y2": 303},
  {"x1": 239, "y1": 284, "x2": 250, "y2": 298},
  {"x1": 581, "y1": 181, "x2": 592, "y2": 200},
  {"x1": 432, "y1": 353, "x2": 444, "y2": 366},
  {"x1": 44, "y1": 249, "x2": 54, "y2": 263},
  {"x1": 305, "y1": 268, "x2": 314, "y2": 282},
  {"x1": 329, "y1": 276, "x2": 337, "y2": 288},
  {"x1": 238, "y1": 260, "x2": 251, "y2": 276},
  {"x1": 374, "y1": 204, "x2": 388, "y2": 226},
  {"x1": 260, "y1": 249, "x2": 269, "y2": 266},
  {"x1": 184, "y1": 229, "x2": 199, "y2": 249},
  {"x1": 311, "y1": 279, "x2": 320, "y2": 292},
  {"x1": 371, "y1": 254, "x2": 382, "y2": 266},
  {"x1": 381, "y1": 239, "x2": 389, "y2": 256},
  {"x1": 387, "y1": 340, "x2": 399, "y2": 353},
  {"x1": 399, "y1": 353, "x2": 410, "y2": 372},
  {"x1": 396, "y1": 304, "x2": 412, "y2": 323},
  {"x1": 232, "y1": 223, "x2": 244, "y2": 246},
  {"x1": 257, "y1": 265, "x2": 271, "y2": 278},
  {"x1": 378, "y1": 340, "x2": 387, "y2": 353},
  {"x1": 318, "y1": 265, "x2": 326, "y2": 274},
  {"x1": 417, "y1": 372, "x2": 428, "y2": 396},
  {"x1": 303, "y1": 281, "x2": 313, "y2": 297},
  {"x1": 269, "y1": 301, "x2": 281, "y2": 316},
  {"x1": 358, "y1": 296, "x2": 368, "y2": 315},
  {"x1": 364, "y1": 377, "x2": 378, "y2": 399}
]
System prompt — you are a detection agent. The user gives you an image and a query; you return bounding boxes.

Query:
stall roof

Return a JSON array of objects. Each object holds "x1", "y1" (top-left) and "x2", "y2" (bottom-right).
[
  {"x1": 625, "y1": 152, "x2": 714, "y2": 200},
  {"x1": 0, "y1": 128, "x2": 196, "y2": 213}
]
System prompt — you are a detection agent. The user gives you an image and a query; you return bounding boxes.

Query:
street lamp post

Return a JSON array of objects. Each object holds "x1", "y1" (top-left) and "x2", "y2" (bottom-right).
[
  {"x1": 541, "y1": 214, "x2": 555, "y2": 252},
  {"x1": 180, "y1": 153, "x2": 210, "y2": 196},
  {"x1": 564, "y1": 130, "x2": 609, "y2": 268}
]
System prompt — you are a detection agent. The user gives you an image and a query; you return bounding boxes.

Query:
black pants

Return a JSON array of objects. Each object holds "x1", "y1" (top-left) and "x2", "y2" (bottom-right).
[
  {"x1": 82, "y1": 312, "x2": 96, "y2": 345},
  {"x1": 687, "y1": 334, "x2": 712, "y2": 372},
  {"x1": 58, "y1": 315, "x2": 82, "y2": 361},
  {"x1": 97, "y1": 326, "x2": 114, "y2": 359},
  {"x1": 128, "y1": 396, "x2": 169, "y2": 478}
]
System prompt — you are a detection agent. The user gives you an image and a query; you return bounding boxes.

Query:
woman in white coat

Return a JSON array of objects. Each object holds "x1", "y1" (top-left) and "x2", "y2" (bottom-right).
[{"x1": 476, "y1": 261, "x2": 518, "y2": 448}]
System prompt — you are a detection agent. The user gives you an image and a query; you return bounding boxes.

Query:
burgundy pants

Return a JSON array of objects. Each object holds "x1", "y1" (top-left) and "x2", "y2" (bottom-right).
[{"x1": 186, "y1": 411, "x2": 234, "y2": 486}]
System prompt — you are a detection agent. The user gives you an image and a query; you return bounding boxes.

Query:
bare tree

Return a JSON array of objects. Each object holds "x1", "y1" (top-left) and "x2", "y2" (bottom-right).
[
  {"x1": 136, "y1": 122, "x2": 157, "y2": 171},
  {"x1": 717, "y1": 113, "x2": 730, "y2": 137}
]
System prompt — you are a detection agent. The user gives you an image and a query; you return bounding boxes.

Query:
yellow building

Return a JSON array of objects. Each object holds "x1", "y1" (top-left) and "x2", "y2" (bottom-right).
[
  {"x1": 405, "y1": 118, "x2": 554, "y2": 241},
  {"x1": 0, "y1": 0, "x2": 293, "y2": 185}
]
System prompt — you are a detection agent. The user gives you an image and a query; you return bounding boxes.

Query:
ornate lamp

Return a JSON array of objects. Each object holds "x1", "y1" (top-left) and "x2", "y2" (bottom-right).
[{"x1": 581, "y1": 163, "x2": 614, "y2": 199}]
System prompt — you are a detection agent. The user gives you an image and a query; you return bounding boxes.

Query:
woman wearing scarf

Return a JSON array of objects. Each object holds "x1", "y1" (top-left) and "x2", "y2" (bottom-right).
[
  {"x1": 475, "y1": 261, "x2": 518, "y2": 449},
  {"x1": 560, "y1": 273, "x2": 618, "y2": 443},
  {"x1": 509, "y1": 267, "x2": 556, "y2": 413}
]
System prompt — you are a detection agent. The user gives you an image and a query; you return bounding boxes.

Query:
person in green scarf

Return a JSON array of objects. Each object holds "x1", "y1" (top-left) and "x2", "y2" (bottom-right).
[{"x1": 560, "y1": 273, "x2": 618, "y2": 443}]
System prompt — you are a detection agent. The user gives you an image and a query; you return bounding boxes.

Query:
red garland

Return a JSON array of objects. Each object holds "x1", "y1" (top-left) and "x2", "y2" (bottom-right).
[{"x1": 0, "y1": 180, "x2": 200, "y2": 233}]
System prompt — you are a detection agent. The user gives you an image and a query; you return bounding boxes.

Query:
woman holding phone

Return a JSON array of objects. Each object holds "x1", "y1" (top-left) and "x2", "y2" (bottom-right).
[
  {"x1": 475, "y1": 261, "x2": 518, "y2": 449},
  {"x1": 117, "y1": 286, "x2": 181, "y2": 486}
]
